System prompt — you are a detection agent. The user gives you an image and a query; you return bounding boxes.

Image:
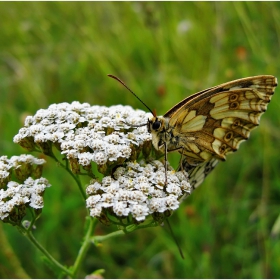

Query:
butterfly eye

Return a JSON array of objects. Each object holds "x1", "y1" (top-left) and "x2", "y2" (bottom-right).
[{"x1": 152, "y1": 120, "x2": 161, "y2": 130}]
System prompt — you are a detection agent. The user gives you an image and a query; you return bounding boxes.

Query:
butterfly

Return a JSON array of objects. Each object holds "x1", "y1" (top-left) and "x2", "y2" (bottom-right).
[{"x1": 109, "y1": 75, "x2": 277, "y2": 189}]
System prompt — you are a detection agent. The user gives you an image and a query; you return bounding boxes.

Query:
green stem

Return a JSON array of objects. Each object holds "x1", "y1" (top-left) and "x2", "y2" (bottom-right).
[
  {"x1": 25, "y1": 228, "x2": 72, "y2": 277},
  {"x1": 71, "y1": 217, "x2": 98, "y2": 278},
  {"x1": 91, "y1": 230, "x2": 125, "y2": 244},
  {"x1": 91, "y1": 221, "x2": 160, "y2": 244}
]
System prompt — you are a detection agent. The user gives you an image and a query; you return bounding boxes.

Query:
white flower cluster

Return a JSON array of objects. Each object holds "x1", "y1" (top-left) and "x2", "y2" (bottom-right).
[
  {"x1": 13, "y1": 102, "x2": 152, "y2": 167},
  {"x1": 86, "y1": 160, "x2": 192, "y2": 222},
  {"x1": 0, "y1": 155, "x2": 50, "y2": 221},
  {"x1": 12, "y1": 102, "x2": 193, "y2": 224}
]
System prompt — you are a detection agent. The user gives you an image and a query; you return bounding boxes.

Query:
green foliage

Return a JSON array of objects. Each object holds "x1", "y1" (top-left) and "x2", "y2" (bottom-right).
[{"x1": 1, "y1": 2, "x2": 280, "y2": 278}]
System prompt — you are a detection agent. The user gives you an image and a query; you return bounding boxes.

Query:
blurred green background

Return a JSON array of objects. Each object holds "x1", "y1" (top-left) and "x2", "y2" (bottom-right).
[{"x1": 1, "y1": 2, "x2": 280, "y2": 278}]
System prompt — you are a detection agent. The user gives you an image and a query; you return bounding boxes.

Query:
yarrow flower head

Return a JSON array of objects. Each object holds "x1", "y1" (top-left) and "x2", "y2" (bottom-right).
[
  {"x1": 14, "y1": 102, "x2": 152, "y2": 175},
  {"x1": 0, "y1": 155, "x2": 50, "y2": 223},
  {"x1": 86, "y1": 160, "x2": 192, "y2": 224},
  {"x1": 13, "y1": 102, "x2": 193, "y2": 226}
]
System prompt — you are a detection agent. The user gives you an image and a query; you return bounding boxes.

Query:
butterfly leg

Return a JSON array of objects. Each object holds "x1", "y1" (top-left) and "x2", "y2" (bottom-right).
[
  {"x1": 178, "y1": 147, "x2": 189, "y2": 181},
  {"x1": 164, "y1": 142, "x2": 168, "y2": 186}
]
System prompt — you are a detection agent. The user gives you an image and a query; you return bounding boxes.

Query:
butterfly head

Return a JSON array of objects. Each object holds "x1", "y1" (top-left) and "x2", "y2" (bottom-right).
[
  {"x1": 148, "y1": 115, "x2": 169, "y2": 151},
  {"x1": 147, "y1": 116, "x2": 162, "y2": 132}
]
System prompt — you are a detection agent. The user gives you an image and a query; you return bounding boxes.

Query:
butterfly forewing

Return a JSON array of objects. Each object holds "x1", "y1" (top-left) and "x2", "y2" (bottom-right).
[
  {"x1": 163, "y1": 75, "x2": 277, "y2": 165},
  {"x1": 164, "y1": 75, "x2": 275, "y2": 118}
]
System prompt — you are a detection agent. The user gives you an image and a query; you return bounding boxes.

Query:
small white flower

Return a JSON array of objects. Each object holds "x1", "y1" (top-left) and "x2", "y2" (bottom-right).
[
  {"x1": 119, "y1": 145, "x2": 131, "y2": 158},
  {"x1": 106, "y1": 146, "x2": 120, "y2": 161},
  {"x1": 93, "y1": 152, "x2": 107, "y2": 165},
  {"x1": 142, "y1": 165, "x2": 154, "y2": 178},
  {"x1": 55, "y1": 111, "x2": 68, "y2": 123},
  {"x1": 78, "y1": 152, "x2": 93, "y2": 166},
  {"x1": 60, "y1": 140, "x2": 75, "y2": 151},
  {"x1": 32, "y1": 183, "x2": 47, "y2": 195},
  {"x1": 113, "y1": 202, "x2": 130, "y2": 216},
  {"x1": 73, "y1": 139, "x2": 86, "y2": 151},
  {"x1": 86, "y1": 195, "x2": 101, "y2": 208},
  {"x1": 3, "y1": 200, "x2": 14, "y2": 213},
  {"x1": 45, "y1": 124, "x2": 59, "y2": 134},
  {"x1": 150, "y1": 189, "x2": 166, "y2": 198},
  {"x1": 129, "y1": 204, "x2": 149, "y2": 221},
  {"x1": 17, "y1": 127, "x2": 31, "y2": 138},
  {"x1": 11, "y1": 193, "x2": 29, "y2": 205},
  {"x1": 154, "y1": 171, "x2": 166, "y2": 188},
  {"x1": 100, "y1": 193, "x2": 115, "y2": 207},
  {"x1": 59, "y1": 123, "x2": 76, "y2": 132},
  {"x1": 93, "y1": 123, "x2": 104, "y2": 132},
  {"x1": 34, "y1": 109, "x2": 48, "y2": 121},
  {"x1": 166, "y1": 171, "x2": 180, "y2": 184},
  {"x1": 34, "y1": 133, "x2": 47, "y2": 143},
  {"x1": 45, "y1": 109, "x2": 57, "y2": 120},
  {"x1": 65, "y1": 149, "x2": 78, "y2": 159},
  {"x1": 148, "y1": 198, "x2": 166, "y2": 213},
  {"x1": 40, "y1": 118, "x2": 53, "y2": 126},
  {"x1": 48, "y1": 131, "x2": 65, "y2": 142},
  {"x1": 126, "y1": 178, "x2": 136, "y2": 189},
  {"x1": 1, "y1": 188, "x2": 12, "y2": 199},
  {"x1": 20, "y1": 186, "x2": 32, "y2": 197},
  {"x1": 90, "y1": 205, "x2": 103, "y2": 217},
  {"x1": 104, "y1": 181, "x2": 120, "y2": 195},
  {"x1": 117, "y1": 189, "x2": 131, "y2": 202},
  {"x1": 90, "y1": 139, "x2": 106, "y2": 151},
  {"x1": 137, "y1": 182, "x2": 154, "y2": 195},
  {"x1": 30, "y1": 124, "x2": 44, "y2": 135},
  {"x1": 102, "y1": 176, "x2": 113, "y2": 187},
  {"x1": 165, "y1": 195, "x2": 180, "y2": 211},
  {"x1": 67, "y1": 112, "x2": 82, "y2": 124},
  {"x1": 29, "y1": 194, "x2": 44, "y2": 209},
  {"x1": 166, "y1": 183, "x2": 182, "y2": 196},
  {"x1": 0, "y1": 170, "x2": 10, "y2": 180},
  {"x1": 24, "y1": 177, "x2": 35, "y2": 187},
  {"x1": 13, "y1": 134, "x2": 23, "y2": 143},
  {"x1": 180, "y1": 180, "x2": 192, "y2": 193},
  {"x1": 100, "y1": 117, "x2": 112, "y2": 127},
  {"x1": 86, "y1": 182, "x2": 102, "y2": 195},
  {"x1": 135, "y1": 175, "x2": 149, "y2": 184},
  {"x1": 104, "y1": 134, "x2": 120, "y2": 144},
  {"x1": 24, "y1": 116, "x2": 34, "y2": 126},
  {"x1": 37, "y1": 177, "x2": 50, "y2": 187},
  {"x1": 128, "y1": 190, "x2": 147, "y2": 204}
]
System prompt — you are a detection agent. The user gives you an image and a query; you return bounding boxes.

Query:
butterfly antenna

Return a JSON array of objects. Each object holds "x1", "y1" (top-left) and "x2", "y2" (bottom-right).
[
  {"x1": 108, "y1": 74, "x2": 156, "y2": 117},
  {"x1": 165, "y1": 218, "x2": 185, "y2": 259}
]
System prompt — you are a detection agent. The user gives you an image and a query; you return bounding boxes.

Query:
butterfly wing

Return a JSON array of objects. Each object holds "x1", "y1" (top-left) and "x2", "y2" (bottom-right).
[
  {"x1": 180, "y1": 157, "x2": 219, "y2": 199},
  {"x1": 164, "y1": 75, "x2": 277, "y2": 164}
]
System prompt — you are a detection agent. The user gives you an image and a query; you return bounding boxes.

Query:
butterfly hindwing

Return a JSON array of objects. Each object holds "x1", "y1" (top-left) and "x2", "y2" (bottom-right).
[{"x1": 181, "y1": 157, "x2": 219, "y2": 191}]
